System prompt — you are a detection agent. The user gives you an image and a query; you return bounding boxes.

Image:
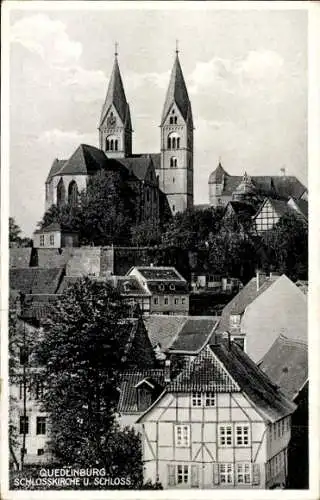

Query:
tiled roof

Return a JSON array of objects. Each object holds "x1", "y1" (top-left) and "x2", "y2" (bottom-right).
[
  {"x1": 134, "y1": 266, "x2": 185, "y2": 281},
  {"x1": 210, "y1": 341, "x2": 296, "y2": 421},
  {"x1": 143, "y1": 315, "x2": 187, "y2": 350},
  {"x1": 258, "y1": 334, "x2": 308, "y2": 400},
  {"x1": 226, "y1": 201, "x2": 257, "y2": 217},
  {"x1": 169, "y1": 317, "x2": 218, "y2": 354},
  {"x1": 117, "y1": 156, "x2": 153, "y2": 182},
  {"x1": 46, "y1": 159, "x2": 66, "y2": 182},
  {"x1": 290, "y1": 198, "x2": 308, "y2": 219},
  {"x1": 34, "y1": 223, "x2": 79, "y2": 234},
  {"x1": 10, "y1": 268, "x2": 64, "y2": 295},
  {"x1": 269, "y1": 199, "x2": 293, "y2": 217},
  {"x1": 161, "y1": 54, "x2": 192, "y2": 125},
  {"x1": 167, "y1": 345, "x2": 239, "y2": 393},
  {"x1": 22, "y1": 294, "x2": 60, "y2": 320},
  {"x1": 215, "y1": 275, "x2": 279, "y2": 334},
  {"x1": 147, "y1": 281, "x2": 189, "y2": 294},
  {"x1": 58, "y1": 144, "x2": 108, "y2": 176},
  {"x1": 10, "y1": 248, "x2": 32, "y2": 268},
  {"x1": 100, "y1": 56, "x2": 130, "y2": 127},
  {"x1": 118, "y1": 369, "x2": 165, "y2": 413}
]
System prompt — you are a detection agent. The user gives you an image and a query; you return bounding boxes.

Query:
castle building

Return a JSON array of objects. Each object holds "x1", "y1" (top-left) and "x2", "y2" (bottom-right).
[
  {"x1": 208, "y1": 163, "x2": 307, "y2": 208},
  {"x1": 44, "y1": 48, "x2": 194, "y2": 226}
]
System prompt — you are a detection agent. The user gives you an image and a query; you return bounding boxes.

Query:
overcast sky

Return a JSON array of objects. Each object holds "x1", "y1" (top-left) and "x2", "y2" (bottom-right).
[{"x1": 8, "y1": 5, "x2": 308, "y2": 236}]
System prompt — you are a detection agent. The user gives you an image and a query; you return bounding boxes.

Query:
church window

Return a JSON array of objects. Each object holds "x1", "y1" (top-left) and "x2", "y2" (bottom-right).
[
  {"x1": 169, "y1": 117, "x2": 174, "y2": 124},
  {"x1": 170, "y1": 157, "x2": 178, "y2": 168},
  {"x1": 106, "y1": 138, "x2": 109, "y2": 150},
  {"x1": 57, "y1": 178, "x2": 66, "y2": 207},
  {"x1": 174, "y1": 116, "x2": 177, "y2": 124},
  {"x1": 106, "y1": 135, "x2": 118, "y2": 152},
  {"x1": 167, "y1": 132, "x2": 180, "y2": 150},
  {"x1": 172, "y1": 204, "x2": 175, "y2": 212},
  {"x1": 68, "y1": 181, "x2": 78, "y2": 207},
  {"x1": 115, "y1": 139, "x2": 118, "y2": 151},
  {"x1": 173, "y1": 178, "x2": 175, "y2": 183},
  {"x1": 110, "y1": 139, "x2": 114, "y2": 151}
]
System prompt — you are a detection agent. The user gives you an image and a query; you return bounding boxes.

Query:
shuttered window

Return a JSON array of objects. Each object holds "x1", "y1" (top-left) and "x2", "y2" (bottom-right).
[
  {"x1": 191, "y1": 465, "x2": 199, "y2": 487},
  {"x1": 252, "y1": 464, "x2": 260, "y2": 485}
]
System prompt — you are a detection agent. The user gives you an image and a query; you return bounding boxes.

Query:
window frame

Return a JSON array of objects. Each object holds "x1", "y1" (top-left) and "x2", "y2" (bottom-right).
[
  {"x1": 236, "y1": 463, "x2": 251, "y2": 485},
  {"x1": 39, "y1": 235, "x2": 45, "y2": 247},
  {"x1": 175, "y1": 424, "x2": 190, "y2": 447},
  {"x1": 235, "y1": 424, "x2": 250, "y2": 446},
  {"x1": 219, "y1": 463, "x2": 234, "y2": 484},
  {"x1": 36, "y1": 416, "x2": 47, "y2": 435},
  {"x1": 49, "y1": 234, "x2": 54, "y2": 246},
  {"x1": 218, "y1": 424, "x2": 233, "y2": 447},
  {"x1": 176, "y1": 464, "x2": 189, "y2": 484}
]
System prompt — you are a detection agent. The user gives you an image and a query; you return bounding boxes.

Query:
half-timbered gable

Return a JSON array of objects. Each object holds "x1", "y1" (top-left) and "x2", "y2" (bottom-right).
[{"x1": 137, "y1": 342, "x2": 296, "y2": 489}]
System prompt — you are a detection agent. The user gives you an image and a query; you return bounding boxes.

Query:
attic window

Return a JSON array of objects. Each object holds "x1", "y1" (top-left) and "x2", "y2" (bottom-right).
[{"x1": 158, "y1": 284, "x2": 165, "y2": 291}]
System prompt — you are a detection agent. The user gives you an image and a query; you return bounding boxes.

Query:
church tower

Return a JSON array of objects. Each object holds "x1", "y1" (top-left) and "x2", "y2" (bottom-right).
[
  {"x1": 99, "y1": 47, "x2": 132, "y2": 158},
  {"x1": 158, "y1": 48, "x2": 194, "y2": 215}
]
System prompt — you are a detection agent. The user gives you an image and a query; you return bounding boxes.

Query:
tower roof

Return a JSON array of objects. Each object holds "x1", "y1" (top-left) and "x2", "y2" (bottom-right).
[
  {"x1": 233, "y1": 172, "x2": 256, "y2": 196},
  {"x1": 100, "y1": 55, "x2": 130, "y2": 127},
  {"x1": 208, "y1": 162, "x2": 228, "y2": 184},
  {"x1": 161, "y1": 53, "x2": 192, "y2": 125}
]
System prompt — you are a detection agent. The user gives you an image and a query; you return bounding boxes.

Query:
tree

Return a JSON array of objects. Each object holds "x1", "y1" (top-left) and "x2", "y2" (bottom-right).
[
  {"x1": 130, "y1": 219, "x2": 162, "y2": 247},
  {"x1": 35, "y1": 278, "x2": 143, "y2": 471},
  {"x1": 261, "y1": 213, "x2": 308, "y2": 281},
  {"x1": 37, "y1": 204, "x2": 81, "y2": 233},
  {"x1": 9, "y1": 217, "x2": 32, "y2": 248}
]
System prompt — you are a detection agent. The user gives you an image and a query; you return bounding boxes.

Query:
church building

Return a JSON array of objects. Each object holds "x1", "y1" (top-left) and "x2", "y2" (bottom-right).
[{"x1": 44, "y1": 47, "x2": 194, "y2": 224}]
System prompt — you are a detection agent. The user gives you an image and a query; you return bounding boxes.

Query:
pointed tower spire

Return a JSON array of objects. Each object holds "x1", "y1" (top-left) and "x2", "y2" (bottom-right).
[
  {"x1": 99, "y1": 48, "x2": 132, "y2": 157},
  {"x1": 161, "y1": 49, "x2": 192, "y2": 126}
]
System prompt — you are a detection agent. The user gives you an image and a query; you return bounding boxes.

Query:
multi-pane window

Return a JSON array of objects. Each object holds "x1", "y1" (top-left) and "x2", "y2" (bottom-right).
[
  {"x1": 19, "y1": 416, "x2": 29, "y2": 435},
  {"x1": 49, "y1": 234, "x2": 54, "y2": 245},
  {"x1": 177, "y1": 465, "x2": 189, "y2": 484},
  {"x1": 219, "y1": 425, "x2": 233, "y2": 446},
  {"x1": 175, "y1": 425, "x2": 190, "y2": 447},
  {"x1": 235, "y1": 424, "x2": 250, "y2": 446},
  {"x1": 219, "y1": 463, "x2": 233, "y2": 484},
  {"x1": 192, "y1": 392, "x2": 215, "y2": 407},
  {"x1": 236, "y1": 463, "x2": 251, "y2": 484},
  {"x1": 205, "y1": 392, "x2": 215, "y2": 406},
  {"x1": 192, "y1": 393, "x2": 202, "y2": 407},
  {"x1": 40, "y1": 235, "x2": 45, "y2": 246},
  {"x1": 36, "y1": 416, "x2": 47, "y2": 435}
]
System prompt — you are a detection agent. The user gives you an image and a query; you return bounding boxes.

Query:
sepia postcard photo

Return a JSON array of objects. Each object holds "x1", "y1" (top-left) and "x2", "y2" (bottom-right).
[{"x1": 1, "y1": 1, "x2": 319, "y2": 499}]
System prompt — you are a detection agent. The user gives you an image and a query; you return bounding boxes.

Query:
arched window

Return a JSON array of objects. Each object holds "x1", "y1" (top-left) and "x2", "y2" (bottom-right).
[
  {"x1": 170, "y1": 157, "x2": 178, "y2": 167},
  {"x1": 68, "y1": 181, "x2": 78, "y2": 207},
  {"x1": 57, "y1": 178, "x2": 66, "y2": 207},
  {"x1": 169, "y1": 117, "x2": 174, "y2": 124},
  {"x1": 174, "y1": 116, "x2": 177, "y2": 124},
  {"x1": 167, "y1": 132, "x2": 180, "y2": 150},
  {"x1": 106, "y1": 135, "x2": 118, "y2": 152}
]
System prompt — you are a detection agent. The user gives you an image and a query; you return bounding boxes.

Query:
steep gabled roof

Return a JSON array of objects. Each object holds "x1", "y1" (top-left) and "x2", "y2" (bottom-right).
[
  {"x1": 215, "y1": 275, "x2": 279, "y2": 334},
  {"x1": 100, "y1": 56, "x2": 130, "y2": 127},
  {"x1": 169, "y1": 317, "x2": 218, "y2": 354},
  {"x1": 143, "y1": 315, "x2": 187, "y2": 350},
  {"x1": 10, "y1": 267, "x2": 65, "y2": 295},
  {"x1": 46, "y1": 159, "x2": 66, "y2": 182},
  {"x1": 118, "y1": 369, "x2": 165, "y2": 413},
  {"x1": 58, "y1": 144, "x2": 108, "y2": 176},
  {"x1": 161, "y1": 53, "x2": 192, "y2": 125},
  {"x1": 117, "y1": 156, "x2": 153, "y2": 182},
  {"x1": 210, "y1": 341, "x2": 296, "y2": 421},
  {"x1": 258, "y1": 334, "x2": 308, "y2": 401}
]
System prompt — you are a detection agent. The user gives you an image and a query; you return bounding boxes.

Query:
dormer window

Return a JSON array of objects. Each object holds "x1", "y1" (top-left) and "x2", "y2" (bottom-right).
[
  {"x1": 158, "y1": 284, "x2": 165, "y2": 292},
  {"x1": 169, "y1": 283, "x2": 175, "y2": 291},
  {"x1": 230, "y1": 314, "x2": 241, "y2": 328}
]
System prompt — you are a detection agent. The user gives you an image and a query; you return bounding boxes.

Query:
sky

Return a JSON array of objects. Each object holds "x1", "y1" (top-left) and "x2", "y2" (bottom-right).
[{"x1": 8, "y1": 4, "x2": 308, "y2": 237}]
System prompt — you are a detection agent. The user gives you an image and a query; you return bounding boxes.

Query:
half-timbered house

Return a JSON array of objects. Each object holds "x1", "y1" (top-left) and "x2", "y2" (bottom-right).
[{"x1": 137, "y1": 341, "x2": 296, "y2": 489}]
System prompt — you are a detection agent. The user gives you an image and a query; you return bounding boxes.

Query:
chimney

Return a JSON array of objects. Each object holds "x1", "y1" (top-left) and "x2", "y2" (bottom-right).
[
  {"x1": 256, "y1": 270, "x2": 267, "y2": 292},
  {"x1": 164, "y1": 358, "x2": 171, "y2": 383}
]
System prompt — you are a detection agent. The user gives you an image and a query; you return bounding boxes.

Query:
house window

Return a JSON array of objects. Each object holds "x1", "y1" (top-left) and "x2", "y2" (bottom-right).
[
  {"x1": 35, "y1": 381, "x2": 45, "y2": 399},
  {"x1": 40, "y1": 235, "x2": 45, "y2": 247},
  {"x1": 235, "y1": 424, "x2": 250, "y2": 446},
  {"x1": 172, "y1": 205, "x2": 175, "y2": 213},
  {"x1": 230, "y1": 314, "x2": 241, "y2": 328},
  {"x1": 153, "y1": 297, "x2": 159, "y2": 305},
  {"x1": 181, "y1": 298, "x2": 186, "y2": 305},
  {"x1": 177, "y1": 465, "x2": 189, "y2": 484},
  {"x1": 36, "y1": 416, "x2": 47, "y2": 435},
  {"x1": 219, "y1": 463, "x2": 233, "y2": 484},
  {"x1": 192, "y1": 393, "x2": 202, "y2": 407},
  {"x1": 175, "y1": 425, "x2": 190, "y2": 447},
  {"x1": 174, "y1": 297, "x2": 179, "y2": 305},
  {"x1": 236, "y1": 463, "x2": 251, "y2": 484},
  {"x1": 19, "y1": 416, "x2": 29, "y2": 435},
  {"x1": 219, "y1": 425, "x2": 233, "y2": 446},
  {"x1": 164, "y1": 297, "x2": 169, "y2": 305},
  {"x1": 49, "y1": 234, "x2": 54, "y2": 246},
  {"x1": 37, "y1": 448, "x2": 44, "y2": 456},
  {"x1": 205, "y1": 392, "x2": 215, "y2": 407}
]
